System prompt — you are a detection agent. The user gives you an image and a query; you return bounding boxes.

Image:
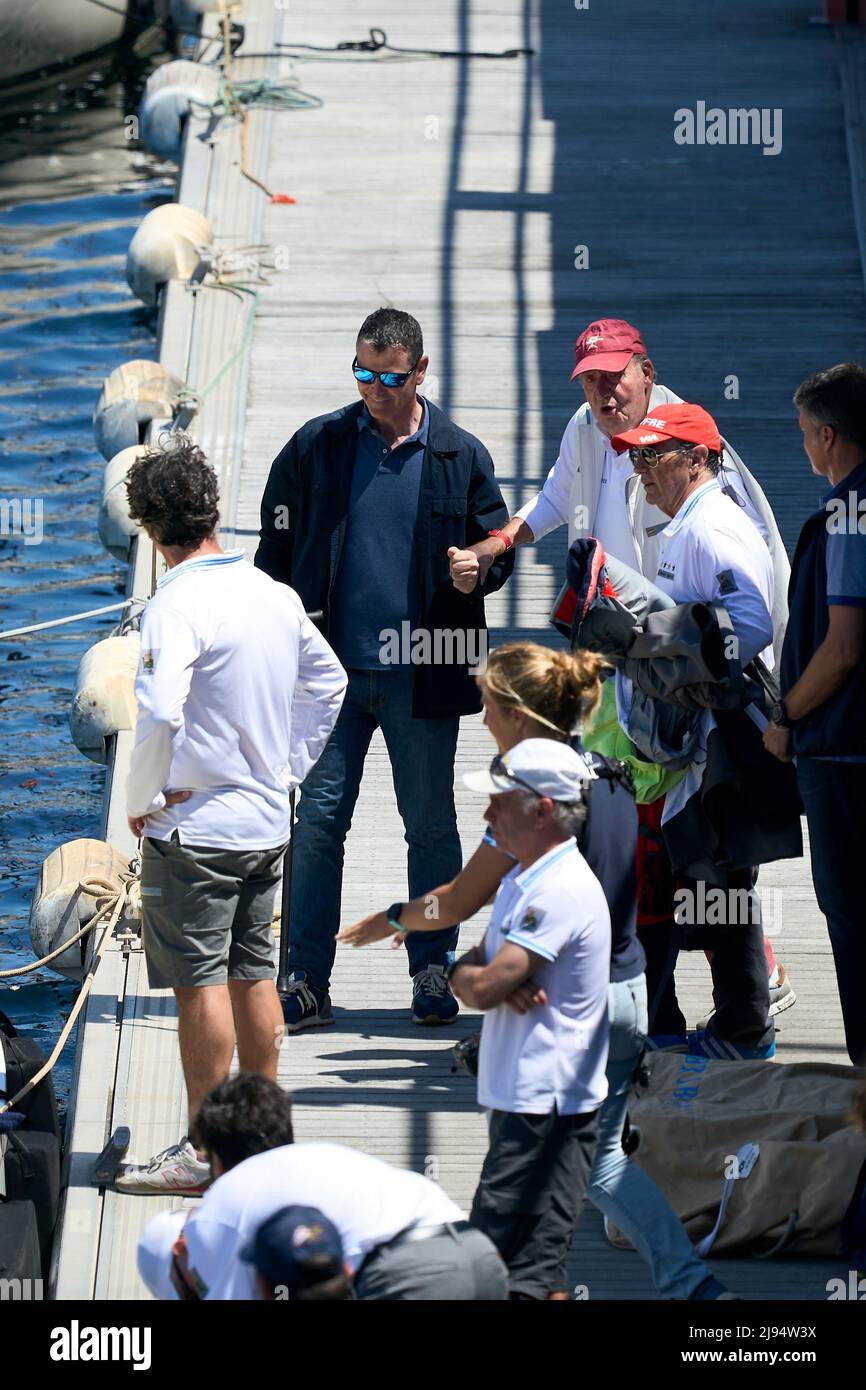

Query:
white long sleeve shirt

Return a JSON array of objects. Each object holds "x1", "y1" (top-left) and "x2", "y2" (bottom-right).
[
  {"x1": 514, "y1": 384, "x2": 791, "y2": 666},
  {"x1": 126, "y1": 550, "x2": 347, "y2": 849}
]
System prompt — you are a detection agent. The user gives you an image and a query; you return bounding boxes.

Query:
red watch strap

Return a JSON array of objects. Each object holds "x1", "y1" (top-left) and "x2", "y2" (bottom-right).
[{"x1": 488, "y1": 528, "x2": 514, "y2": 551}]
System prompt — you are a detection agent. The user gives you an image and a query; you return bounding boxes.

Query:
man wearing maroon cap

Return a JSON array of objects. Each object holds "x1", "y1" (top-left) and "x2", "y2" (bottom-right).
[
  {"x1": 447, "y1": 317, "x2": 796, "y2": 1026},
  {"x1": 608, "y1": 401, "x2": 778, "y2": 1059},
  {"x1": 447, "y1": 317, "x2": 789, "y2": 661}
]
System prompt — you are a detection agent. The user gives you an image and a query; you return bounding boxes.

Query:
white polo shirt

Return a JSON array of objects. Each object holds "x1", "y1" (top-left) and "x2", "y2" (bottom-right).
[
  {"x1": 477, "y1": 840, "x2": 611, "y2": 1116},
  {"x1": 644, "y1": 481, "x2": 774, "y2": 825},
  {"x1": 127, "y1": 550, "x2": 347, "y2": 848},
  {"x1": 178, "y1": 1143, "x2": 466, "y2": 1298},
  {"x1": 653, "y1": 480, "x2": 775, "y2": 669}
]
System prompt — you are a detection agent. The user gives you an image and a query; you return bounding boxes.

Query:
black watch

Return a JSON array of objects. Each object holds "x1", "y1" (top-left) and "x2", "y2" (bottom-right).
[
  {"x1": 386, "y1": 902, "x2": 406, "y2": 934},
  {"x1": 770, "y1": 699, "x2": 792, "y2": 728}
]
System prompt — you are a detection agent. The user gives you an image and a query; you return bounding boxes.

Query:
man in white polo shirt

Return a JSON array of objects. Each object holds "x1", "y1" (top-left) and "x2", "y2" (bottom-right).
[
  {"x1": 117, "y1": 436, "x2": 347, "y2": 1193},
  {"x1": 610, "y1": 402, "x2": 776, "y2": 1060},
  {"x1": 137, "y1": 1074, "x2": 507, "y2": 1300},
  {"x1": 449, "y1": 740, "x2": 611, "y2": 1300}
]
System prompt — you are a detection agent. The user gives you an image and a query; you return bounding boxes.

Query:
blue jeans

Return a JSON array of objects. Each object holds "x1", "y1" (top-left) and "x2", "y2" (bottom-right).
[
  {"x1": 587, "y1": 975, "x2": 717, "y2": 1299},
  {"x1": 797, "y1": 756, "x2": 866, "y2": 1065},
  {"x1": 289, "y1": 668, "x2": 462, "y2": 988}
]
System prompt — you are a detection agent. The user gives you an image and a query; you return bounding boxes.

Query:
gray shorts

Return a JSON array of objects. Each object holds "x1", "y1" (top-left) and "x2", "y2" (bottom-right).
[{"x1": 140, "y1": 834, "x2": 286, "y2": 990}]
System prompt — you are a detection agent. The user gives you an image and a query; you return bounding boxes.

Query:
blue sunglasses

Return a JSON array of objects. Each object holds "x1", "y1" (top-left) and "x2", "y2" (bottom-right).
[{"x1": 352, "y1": 356, "x2": 420, "y2": 388}]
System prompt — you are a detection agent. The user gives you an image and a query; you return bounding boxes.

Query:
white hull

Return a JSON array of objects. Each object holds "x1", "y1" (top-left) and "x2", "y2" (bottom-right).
[{"x1": 0, "y1": 0, "x2": 164, "y2": 86}]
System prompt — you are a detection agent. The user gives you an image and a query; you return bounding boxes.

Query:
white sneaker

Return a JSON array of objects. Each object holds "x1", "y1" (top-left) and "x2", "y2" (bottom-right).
[{"x1": 113, "y1": 1137, "x2": 211, "y2": 1194}]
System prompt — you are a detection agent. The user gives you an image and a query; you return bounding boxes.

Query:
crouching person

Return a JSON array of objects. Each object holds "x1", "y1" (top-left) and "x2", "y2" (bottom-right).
[
  {"x1": 137, "y1": 1074, "x2": 507, "y2": 1300},
  {"x1": 450, "y1": 741, "x2": 611, "y2": 1300}
]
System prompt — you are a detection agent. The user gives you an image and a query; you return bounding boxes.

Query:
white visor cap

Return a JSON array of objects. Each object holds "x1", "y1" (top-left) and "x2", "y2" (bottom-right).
[
  {"x1": 463, "y1": 737, "x2": 596, "y2": 800},
  {"x1": 137, "y1": 1209, "x2": 186, "y2": 1300}
]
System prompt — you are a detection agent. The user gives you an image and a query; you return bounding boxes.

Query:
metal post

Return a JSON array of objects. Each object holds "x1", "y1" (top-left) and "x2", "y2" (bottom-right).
[{"x1": 276, "y1": 787, "x2": 297, "y2": 996}]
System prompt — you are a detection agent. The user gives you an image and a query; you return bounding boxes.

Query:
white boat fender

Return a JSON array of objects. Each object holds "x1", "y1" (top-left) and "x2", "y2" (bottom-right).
[
  {"x1": 139, "y1": 60, "x2": 220, "y2": 160},
  {"x1": 29, "y1": 839, "x2": 133, "y2": 982},
  {"x1": 126, "y1": 202, "x2": 213, "y2": 307},
  {"x1": 92, "y1": 359, "x2": 183, "y2": 461},
  {"x1": 98, "y1": 445, "x2": 148, "y2": 559},
  {"x1": 69, "y1": 632, "x2": 140, "y2": 765}
]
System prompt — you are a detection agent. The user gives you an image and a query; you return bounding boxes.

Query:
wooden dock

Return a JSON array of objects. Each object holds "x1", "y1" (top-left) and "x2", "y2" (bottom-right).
[{"x1": 52, "y1": 0, "x2": 866, "y2": 1301}]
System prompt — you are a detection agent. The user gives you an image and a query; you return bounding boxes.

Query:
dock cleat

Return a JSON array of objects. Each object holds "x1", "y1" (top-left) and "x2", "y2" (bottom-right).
[
  {"x1": 113, "y1": 1138, "x2": 211, "y2": 1195},
  {"x1": 411, "y1": 964, "x2": 459, "y2": 1025},
  {"x1": 280, "y1": 970, "x2": 335, "y2": 1033}
]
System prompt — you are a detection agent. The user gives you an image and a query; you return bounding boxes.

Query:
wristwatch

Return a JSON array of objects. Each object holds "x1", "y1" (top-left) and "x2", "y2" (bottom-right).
[
  {"x1": 487, "y1": 528, "x2": 514, "y2": 551},
  {"x1": 386, "y1": 902, "x2": 407, "y2": 934},
  {"x1": 769, "y1": 699, "x2": 792, "y2": 728}
]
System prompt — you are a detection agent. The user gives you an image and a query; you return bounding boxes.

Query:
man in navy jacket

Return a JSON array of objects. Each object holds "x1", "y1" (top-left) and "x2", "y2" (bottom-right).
[
  {"x1": 765, "y1": 363, "x2": 866, "y2": 1063},
  {"x1": 255, "y1": 307, "x2": 514, "y2": 1028}
]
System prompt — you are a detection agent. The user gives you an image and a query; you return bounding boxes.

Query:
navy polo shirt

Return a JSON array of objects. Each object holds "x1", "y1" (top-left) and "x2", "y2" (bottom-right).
[
  {"x1": 781, "y1": 457, "x2": 866, "y2": 759},
  {"x1": 328, "y1": 401, "x2": 428, "y2": 670}
]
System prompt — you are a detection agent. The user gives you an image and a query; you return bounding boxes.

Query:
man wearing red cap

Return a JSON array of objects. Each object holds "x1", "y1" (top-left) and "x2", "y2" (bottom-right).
[
  {"x1": 447, "y1": 318, "x2": 795, "y2": 1027},
  {"x1": 448, "y1": 317, "x2": 788, "y2": 659},
  {"x1": 607, "y1": 401, "x2": 778, "y2": 1059}
]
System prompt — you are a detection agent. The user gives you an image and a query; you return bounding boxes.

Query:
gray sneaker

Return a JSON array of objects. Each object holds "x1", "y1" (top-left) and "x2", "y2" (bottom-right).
[
  {"x1": 114, "y1": 1137, "x2": 211, "y2": 1194},
  {"x1": 769, "y1": 963, "x2": 797, "y2": 1018}
]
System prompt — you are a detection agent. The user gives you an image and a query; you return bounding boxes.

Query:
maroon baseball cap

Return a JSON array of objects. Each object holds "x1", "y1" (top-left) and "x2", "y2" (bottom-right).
[
  {"x1": 571, "y1": 318, "x2": 647, "y2": 382},
  {"x1": 611, "y1": 403, "x2": 722, "y2": 456}
]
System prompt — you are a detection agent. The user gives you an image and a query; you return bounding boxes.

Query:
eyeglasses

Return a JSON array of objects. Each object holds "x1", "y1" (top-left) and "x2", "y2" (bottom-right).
[
  {"x1": 489, "y1": 753, "x2": 542, "y2": 797},
  {"x1": 629, "y1": 443, "x2": 692, "y2": 469},
  {"x1": 352, "y1": 357, "x2": 420, "y2": 388}
]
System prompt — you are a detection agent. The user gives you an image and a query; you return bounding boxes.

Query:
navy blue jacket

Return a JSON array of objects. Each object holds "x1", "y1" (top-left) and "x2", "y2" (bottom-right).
[
  {"x1": 254, "y1": 399, "x2": 514, "y2": 718},
  {"x1": 781, "y1": 458, "x2": 866, "y2": 758}
]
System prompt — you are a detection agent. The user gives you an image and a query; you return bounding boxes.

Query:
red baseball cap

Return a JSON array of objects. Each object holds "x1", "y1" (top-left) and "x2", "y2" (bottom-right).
[
  {"x1": 570, "y1": 318, "x2": 647, "y2": 381},
  {"x1": 611, "y1": 403, "x2": 722, "y2": 456}
]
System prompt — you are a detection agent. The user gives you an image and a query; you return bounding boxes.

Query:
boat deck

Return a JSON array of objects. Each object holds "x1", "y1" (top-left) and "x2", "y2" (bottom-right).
[{"x1": 52, "y1": 0, "x2": 866, "y2": 1301}]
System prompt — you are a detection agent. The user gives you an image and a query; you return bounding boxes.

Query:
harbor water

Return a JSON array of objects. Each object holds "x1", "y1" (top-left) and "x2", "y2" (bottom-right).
[{"x1": 0, "y1": 51, "x2": 171, "y2": 1113}]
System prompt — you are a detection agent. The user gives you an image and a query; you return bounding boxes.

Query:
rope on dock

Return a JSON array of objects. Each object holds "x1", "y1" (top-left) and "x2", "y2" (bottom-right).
[
  {"x1": 0, "y1": 873, "x2": 138, "y2": 980},
  {"x1": 175, "y1": 284, "x2": 259, "y2": 416},
  {"x1": 0, "y1": 875, "x2": 134, "y2": 1125},
  {"x1": 0, "y1": 598, "x2": 144, "y2": 642}
]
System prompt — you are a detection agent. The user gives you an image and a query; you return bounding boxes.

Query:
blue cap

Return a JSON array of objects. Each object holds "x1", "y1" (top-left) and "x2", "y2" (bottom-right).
[{"x1": 239, "y1": 1205, "x2": 344, "y2": 1296}]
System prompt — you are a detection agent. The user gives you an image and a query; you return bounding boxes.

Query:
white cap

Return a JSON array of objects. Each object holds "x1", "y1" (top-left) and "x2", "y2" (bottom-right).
[
  {"x1": 463, "y1": 738, "x2": 595, "y2": 800},
  {"x1": 137, "y1": 1209, "x2": 186, "y2": 1301}
]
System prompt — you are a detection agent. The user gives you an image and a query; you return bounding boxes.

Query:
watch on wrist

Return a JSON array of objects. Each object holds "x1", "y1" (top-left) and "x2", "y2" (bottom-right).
[
  {"x1": 386, "y1": 902, "x2": 407, "y2": 934},
  {"x1": 487, "y1": 528, "x2": 514, "y2": 552},
  {"x1": 770, "y1": 699, "x2": 792, "y2": 728}
]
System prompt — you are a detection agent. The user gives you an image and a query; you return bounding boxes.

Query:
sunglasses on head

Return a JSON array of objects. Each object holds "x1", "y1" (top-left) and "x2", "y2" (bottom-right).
[
  {"x1": 628, "y1": 441, "x2": 693, "y2": 469},
  {"x1": 352, "y1": 357, "x2": 420, "y2": 388},
  {"x1": 489, "y1": 753, "x2": 542, "y2": 797}
]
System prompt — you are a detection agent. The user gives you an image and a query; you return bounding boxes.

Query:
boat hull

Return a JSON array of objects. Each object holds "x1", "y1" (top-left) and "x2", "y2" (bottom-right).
[{"x1": 0, "y1": 0, "x2": 169, "y2": 88}]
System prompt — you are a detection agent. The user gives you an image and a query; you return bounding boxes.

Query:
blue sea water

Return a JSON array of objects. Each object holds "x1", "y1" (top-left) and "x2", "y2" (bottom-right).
[{"x1": 0, "y1": 55, "x2": 173, "y2": 1114}]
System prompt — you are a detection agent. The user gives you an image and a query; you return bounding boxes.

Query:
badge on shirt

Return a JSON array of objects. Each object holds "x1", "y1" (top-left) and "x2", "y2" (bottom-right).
[
  {"x1": 519, "y1": 907, "x2": 544, "y2": 933},
  {"x1": 716, "y1": 569, "x2": 739, "y2": 596},
  {"x1": 141, "y1": 649, "x2": 158, "y2": 674}
]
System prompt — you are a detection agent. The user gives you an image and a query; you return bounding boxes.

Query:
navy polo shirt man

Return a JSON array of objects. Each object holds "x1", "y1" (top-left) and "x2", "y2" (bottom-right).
[
  {"x1": 764, "y1": 363, "x2": 866, "y2": 1064},
  {"x1": 255, "y1": 307, "x2": 514, "y2": 1029}
]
